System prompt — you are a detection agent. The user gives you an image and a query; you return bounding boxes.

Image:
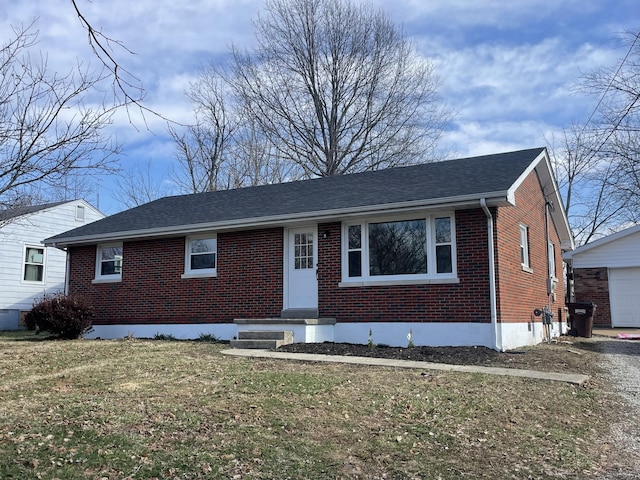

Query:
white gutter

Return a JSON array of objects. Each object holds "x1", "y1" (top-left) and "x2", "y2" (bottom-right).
[
  {"x1": 64, "y1": 248, "x2": 70, "y2": 295},
  {"x1": 480, "y1": 198, "x2": 502, "y2": 351}
]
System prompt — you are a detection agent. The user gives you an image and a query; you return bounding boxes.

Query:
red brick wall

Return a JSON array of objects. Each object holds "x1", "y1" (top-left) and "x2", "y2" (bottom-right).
[
  {"x1": 317, "y1": 208, "x2": 493, "y2": 323},
  {"x1": 572, "y1": 268, "x2": 610, "y2": 326},
  {"x1": 493, "y1": 170, "x2": 565, "y2": 325},
  {"x1": 68, "y1": 228, "x2": 284, "y2": 325}
]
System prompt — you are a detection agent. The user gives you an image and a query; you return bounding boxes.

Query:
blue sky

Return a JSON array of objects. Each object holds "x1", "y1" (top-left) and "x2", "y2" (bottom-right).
[{"x1": 3, "y1": 0, "x2": 639, "y2": 214}]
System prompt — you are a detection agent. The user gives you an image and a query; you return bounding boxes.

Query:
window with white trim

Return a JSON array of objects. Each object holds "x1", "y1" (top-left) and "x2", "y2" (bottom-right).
[
  {"x1": 548, "y1": 241, "x2": 556, "y2": 279},
  {"x1": 23, "y1": 246, "x2": 45, "y2": 282},
  {"x1": 520, "y1": 224, "x2": 531, "y2": 270},
  {"x1": 95, "y1": 244, "x2": 123, "y2": 281},
  {"x1": 347, "y1": 225, "x2": 363, "y2": 277},
  {"x1": 434, "y1": 216, "x2": 454, "y2": 274},
  {"x1": 342, "y1": 214, "x2": 456, "y2": 283},
  {"x1": 76, "y1": 205, "x2": 85, "y2": 221},
  {"x1": 184, "y1": 235, "x2": 217, "y2": 276}
]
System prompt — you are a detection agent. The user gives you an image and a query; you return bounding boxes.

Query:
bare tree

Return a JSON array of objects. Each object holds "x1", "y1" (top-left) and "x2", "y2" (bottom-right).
[
  {"x1": 551, "y1": 30, "x2": 640, "y2": 244},
  {"x1": 227, "y1": 0, "x2": 450, "y2": 177},
  {"x1": 232, "y1": 117, "x2": 304, "y2": 186},
  {"x1": 71, "y1": 0, "x2": 150, "y2": 124},
  {"x1": 549, "y1": 125, "x2": 625, "y2": 245},
  {"x1": 113, "y1": 159, "x2": 170, "y2": 208},
  {"x1": 590, "y1": 31, "x2": 640, "y2": 222},
  {"x1": 169, "y1": 72, "x2": 239, "y2": 193},
  {"x1": 0, "y1": 22, "x2": 120, "y2": 212},
  {"x1": 170, "y1": 67, "x2": 301, "y2": 193}
]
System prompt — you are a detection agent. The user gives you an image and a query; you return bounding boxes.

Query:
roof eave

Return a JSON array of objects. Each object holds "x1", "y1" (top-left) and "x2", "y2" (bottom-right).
[
  {"x1": 508, "y1": 148, "x2": 575, "y2": 252},
  {"x1": 564, "y1": 223, "x2": 640, "y2": 260}
]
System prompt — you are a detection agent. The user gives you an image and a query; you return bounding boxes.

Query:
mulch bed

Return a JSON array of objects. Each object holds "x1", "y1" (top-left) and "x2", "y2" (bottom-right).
[
  {"x1": 278, "y1": 342, "x2": 522, "y2": 365},
  {"x1": 276, "y1": 338, "x2": 601, "y2": 374}
]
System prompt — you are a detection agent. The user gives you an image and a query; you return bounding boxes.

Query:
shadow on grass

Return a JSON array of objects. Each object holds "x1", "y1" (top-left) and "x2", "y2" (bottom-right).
[
  {"x1": 1, "y1": 330, "x2": 230, "y2": 344},
  {"x1": 0, "y1": 330, "x2": 59, "y2": 342}
]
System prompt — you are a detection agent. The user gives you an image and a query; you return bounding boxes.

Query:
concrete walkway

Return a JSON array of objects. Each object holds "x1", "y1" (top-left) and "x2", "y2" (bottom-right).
[
  {"x1": 221, "y1": 349, "x2": 589, "y2": 385},
  {"x1": 593, "y1": 327, "x2": 640, "y2": 338}
]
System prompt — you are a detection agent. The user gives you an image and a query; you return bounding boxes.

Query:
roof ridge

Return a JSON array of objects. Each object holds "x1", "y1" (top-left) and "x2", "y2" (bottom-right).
[{"x1": 160, "y1": 147, "x2": 548, "y2": 202}]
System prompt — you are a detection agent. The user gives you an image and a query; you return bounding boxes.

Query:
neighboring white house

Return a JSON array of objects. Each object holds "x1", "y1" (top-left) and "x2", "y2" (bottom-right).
[
  {"x1": 563, "y1": 224, "x2": 640, "y2": 328},
  {"x1": 0, "y1": 200, "x2": 104, "y2": 330}
]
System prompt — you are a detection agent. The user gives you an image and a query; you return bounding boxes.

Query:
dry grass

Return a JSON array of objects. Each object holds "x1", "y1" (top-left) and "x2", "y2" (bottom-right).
[{"x1": 0, "y1": 331, "x2": 633, "y2": 479}]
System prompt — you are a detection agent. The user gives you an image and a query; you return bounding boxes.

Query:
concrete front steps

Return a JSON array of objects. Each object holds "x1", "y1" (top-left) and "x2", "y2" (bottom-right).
[
  {"x1": 233, "y1": 317, "x2": 336, "y2": 347},
  {"x1": 230, "y1": 330, "x2": 293, "y2": 349}
]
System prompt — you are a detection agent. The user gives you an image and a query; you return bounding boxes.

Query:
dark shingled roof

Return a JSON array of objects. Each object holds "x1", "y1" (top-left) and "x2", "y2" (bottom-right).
[
  {"x1": 0, "y1": 201, "x2": 67, "y2": 223},
  {"x1": 46, "y1": 148, "x2": 546, "y2": 245}
]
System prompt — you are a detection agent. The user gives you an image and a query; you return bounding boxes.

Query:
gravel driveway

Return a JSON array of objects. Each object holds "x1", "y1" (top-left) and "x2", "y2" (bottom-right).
[{"x1": 597, "y1": 337, "x2": 640, "y2": 479}]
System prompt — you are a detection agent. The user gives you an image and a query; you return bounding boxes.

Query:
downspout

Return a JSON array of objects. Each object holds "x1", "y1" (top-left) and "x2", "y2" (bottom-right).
[
  {"x1": 64, "y1": 248, "x2": 70, "y2": 295},
  {"x1": 544, "y1": 200, "x2": 557, "y2": 340},
  {"x1": 480, "y1": 199, "x2": 502, "y2": 351}
]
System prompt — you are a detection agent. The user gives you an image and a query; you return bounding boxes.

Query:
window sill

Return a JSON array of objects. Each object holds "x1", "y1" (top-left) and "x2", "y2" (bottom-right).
[
  {"x1": 339, "y1": 277, "x2": 459, "y2": 288},
  {"x1": 521, "y1": 265, "x2": 534, "y2": 274},
  {"x1": 92, "y1": 277, "x2": 122, "y2": 284},
  {"x1": 181, "y1": 272, "x2": 217, "y2": 279}
]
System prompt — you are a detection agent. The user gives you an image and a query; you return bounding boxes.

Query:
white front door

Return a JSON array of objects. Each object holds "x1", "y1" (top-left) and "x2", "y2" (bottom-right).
[{"x1": 286, "y1": 227, "x2": 318, "y2": 310}]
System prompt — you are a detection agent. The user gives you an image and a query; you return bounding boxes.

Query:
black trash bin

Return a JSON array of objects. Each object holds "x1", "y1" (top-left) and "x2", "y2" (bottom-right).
[{"x1": 568, "y1": 302, "x2": 597, "y2": 338}]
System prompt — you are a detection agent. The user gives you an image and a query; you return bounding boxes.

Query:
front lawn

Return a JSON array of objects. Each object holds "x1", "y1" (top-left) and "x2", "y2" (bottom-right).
[{"x1": 0, "y1": 331, "x2": 631, "y2": 479}]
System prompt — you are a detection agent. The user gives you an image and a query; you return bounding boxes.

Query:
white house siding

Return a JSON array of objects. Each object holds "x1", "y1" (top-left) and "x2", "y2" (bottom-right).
[
  {"x1": 567, "y1": 226, "x2": 640, "y2": 328},
  {"x1": 571, "y1": 230, "x2": 640, "y2": 269},
  {"x1": 0, "y1": 201, "x2": 104, "y2": 329}
]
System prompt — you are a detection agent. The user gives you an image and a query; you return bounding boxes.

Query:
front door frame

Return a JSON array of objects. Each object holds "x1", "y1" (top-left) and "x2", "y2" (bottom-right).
[{"x1": 283, "y1": 225, "x2": 319, "y2": 313}]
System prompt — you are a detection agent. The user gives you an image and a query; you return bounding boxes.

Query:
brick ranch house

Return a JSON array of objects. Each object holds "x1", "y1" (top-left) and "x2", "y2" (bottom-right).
[
  {"x1": 45, "y1": 148, "x2": 574, "y2": 350},
  {"x1": 563, "y1": 224, "x2": 640, "y2": 328}
]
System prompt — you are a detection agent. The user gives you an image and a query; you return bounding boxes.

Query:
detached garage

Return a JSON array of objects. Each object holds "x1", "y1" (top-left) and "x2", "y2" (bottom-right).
[{"x1": 564, "y1": 224, "x2": 640, "y2": 328}]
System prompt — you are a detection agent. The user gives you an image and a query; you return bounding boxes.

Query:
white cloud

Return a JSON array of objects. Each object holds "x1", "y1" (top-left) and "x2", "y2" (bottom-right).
[
  {"x1": 442, "y1": 120, "x2": 551, "y2": 158},
  {"x1": 434, "y1": 38, "x2": 610, "y2": 121},
  {"x1": 420, "y1": 29, "x2": 629, "y2": 158}
]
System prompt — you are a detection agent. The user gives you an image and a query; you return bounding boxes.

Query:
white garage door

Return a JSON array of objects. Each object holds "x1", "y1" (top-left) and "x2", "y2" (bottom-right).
[{"x1": 609, "y1": 267, "x2": 640, "y2": 328}]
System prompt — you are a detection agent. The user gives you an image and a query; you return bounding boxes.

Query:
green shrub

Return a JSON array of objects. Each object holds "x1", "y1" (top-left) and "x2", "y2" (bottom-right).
[
  {"x1": 153, "y1": 332, "x2": 177, "y2": 341},
  {"x1": 25, "y1": 293, "x2": 94, "y2": 339},
  {"x1": 197, "y1": 333, "x2": 220, "y2": 343}
]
